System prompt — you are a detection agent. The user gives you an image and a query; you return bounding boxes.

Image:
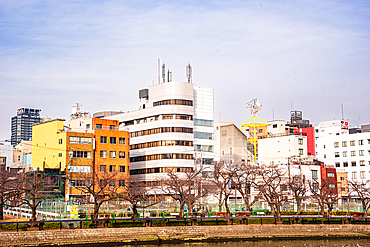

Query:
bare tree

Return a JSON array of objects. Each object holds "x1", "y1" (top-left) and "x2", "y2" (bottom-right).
[
  {"x1": 68, "y1": 170, "x2": 123, "y2": 219},
  {"x1": 159, "y1": 167, "x2": 208, "y2": 217},
  {"x1": 0, "y1": 170, "x2": 21, "y2": 220},
  {"x1": 18, "y1": 171, "x2": 52, "y2": 221},
  {"x1": 348, "y1": 180, "x2": 370, "y2": 217},
  {"x1": 287, "y1": 175, "x2": 307, "y2": 215},
  {"x1": 231, "y1": 162, "x2": 260, "y2": 210},
  {"x1": 122, "y1": 177, "x2": 161, "y2": 218},
  {"x1": 212, "y1": 161, "x2": 234, "y2": 216},
  {"x1": 255, "y1": 165, "x2": 286, "y2": 217},
  {"x1": 309, "y1": 177, "x2": 339, "y2": 216}
]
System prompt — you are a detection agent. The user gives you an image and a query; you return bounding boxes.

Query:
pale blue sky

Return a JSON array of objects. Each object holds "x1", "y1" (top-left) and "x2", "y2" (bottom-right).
[{"x1": 0, "y1": 0, "x2": 369, "y2": 140}]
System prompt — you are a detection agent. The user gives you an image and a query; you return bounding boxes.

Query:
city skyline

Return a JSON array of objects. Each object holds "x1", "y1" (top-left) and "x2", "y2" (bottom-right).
[{"x1": 1, "y1": 0, "x2": 369, "y2": 140}]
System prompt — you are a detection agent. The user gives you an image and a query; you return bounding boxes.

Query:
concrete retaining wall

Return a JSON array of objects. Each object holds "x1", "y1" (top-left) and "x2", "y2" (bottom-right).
[{"x1": 1, "y1": 225, "x2": 370, "y2": 246}]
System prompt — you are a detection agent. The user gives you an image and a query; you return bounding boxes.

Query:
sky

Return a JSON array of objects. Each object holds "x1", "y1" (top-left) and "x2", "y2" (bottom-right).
[{"x1": 0, "y1": 0, "x2": 369, "y2": 141}]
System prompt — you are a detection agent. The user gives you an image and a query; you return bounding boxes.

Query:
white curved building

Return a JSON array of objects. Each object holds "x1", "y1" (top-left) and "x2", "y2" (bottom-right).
[{"x1": 105, "y1": 81, "x2": 214, "y2": 184}]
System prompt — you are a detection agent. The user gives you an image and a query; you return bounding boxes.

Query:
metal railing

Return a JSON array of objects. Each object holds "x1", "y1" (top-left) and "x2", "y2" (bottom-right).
[{"x1": 1, "y1": 216, "x2": 370, "y2": 232}]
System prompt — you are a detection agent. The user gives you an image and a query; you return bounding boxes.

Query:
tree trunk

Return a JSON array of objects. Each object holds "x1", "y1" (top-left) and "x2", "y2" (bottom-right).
[
  {"x1": 31, "y1": 206, "x2": 37, "y2": 221},
  {"x1": 296, "y1": 199, "x2": 301, "y2": 215},
  {"x1": 269, "y1": 203, "x2": 275, "y2": 216},
  {"x1": 218, "y1": 193, "x2": 223, "y2": 212},
  {"x1": 0, "y1": 196, "x2": 4, "y2": 220},
  {"x1": 224, "y1": 197, "x2": 230, "y2": 216},
  {"x1": 93, "y1": 203, "x2": 100, "y2": 220},
  {"x1": 276, "y1": 203, "x2": 282, "y2": 217},
  {"x1": 362, "y1": 201, "x2": 367, "y2": 217},
  {"x1": 319, "y1": 202, "x2": 325, "y2": 216},
  {"x1": 179, "y1": 201, "x2": 185, "y2": 217},
  {"x1": 0, "y1": 203, "x2": 3, "y2": 220},
  {"x1": 132, "y1": 204, "x2": 139, "y2": 218}
]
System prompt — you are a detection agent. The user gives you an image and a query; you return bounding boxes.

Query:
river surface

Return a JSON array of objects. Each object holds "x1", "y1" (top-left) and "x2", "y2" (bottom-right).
[{"x1": 115, "y1": 239, "x2": 370, "y2": 247}]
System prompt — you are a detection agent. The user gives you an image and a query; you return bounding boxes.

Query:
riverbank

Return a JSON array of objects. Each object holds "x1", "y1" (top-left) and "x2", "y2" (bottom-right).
[{"x1": 1, "y1": 224, "x2": 370, "y2": 246}]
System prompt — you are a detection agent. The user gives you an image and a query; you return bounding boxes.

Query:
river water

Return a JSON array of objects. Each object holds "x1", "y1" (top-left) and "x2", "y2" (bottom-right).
[{"x1": 114, "y1": 239, "x2": 370, "y2": 247}]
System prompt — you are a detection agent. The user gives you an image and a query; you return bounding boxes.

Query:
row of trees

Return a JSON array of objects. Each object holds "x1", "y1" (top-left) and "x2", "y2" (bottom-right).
[{"x1": 2, "y1": 161, "x2": 370, "y2": 221}]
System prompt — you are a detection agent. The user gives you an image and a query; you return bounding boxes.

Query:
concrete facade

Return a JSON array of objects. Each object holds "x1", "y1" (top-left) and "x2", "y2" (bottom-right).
[{"x1": 106, "y1": 81, "x2": 214, "y2": 184}]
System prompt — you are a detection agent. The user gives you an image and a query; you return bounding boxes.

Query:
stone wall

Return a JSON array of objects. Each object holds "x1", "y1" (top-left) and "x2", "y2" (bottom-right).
[{"x1": 1, "y1": 225, "x2": 370, "y2": 247}]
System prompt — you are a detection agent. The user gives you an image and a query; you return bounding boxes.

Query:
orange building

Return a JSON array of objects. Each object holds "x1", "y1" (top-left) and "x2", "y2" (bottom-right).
[
  {"x1": 32, "y1": 117, "x2": 130, "y2": 201},
  {"x1": 66, "y1": 117, "x2": 130, "y2": 200}
]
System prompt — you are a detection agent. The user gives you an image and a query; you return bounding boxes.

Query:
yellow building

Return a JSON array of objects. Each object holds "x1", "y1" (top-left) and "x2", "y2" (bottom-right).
[{"x1": 31, "y1": 118, "x2": 130, "y2": 200}]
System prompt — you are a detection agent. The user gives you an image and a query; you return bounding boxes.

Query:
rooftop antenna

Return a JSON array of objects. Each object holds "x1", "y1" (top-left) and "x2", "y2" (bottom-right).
[
  {"x1": 162, "y1": 63, "x2": 166, "y2": 83},
  {"x1": 157, "y1": 59, "x2": 160, "y2": 84},
  {"x1": 186, "y1": 63, "x2": 192, "y2": 83},
  {"x1": 167, "y1": 69, "x2": 172, "y2": 82},
  {"x1": 70, "y1": 103, "x2": 90, "y2": 119},
  {"x1": 341, "y1": 104, "x2": 344, "y2": 119}
]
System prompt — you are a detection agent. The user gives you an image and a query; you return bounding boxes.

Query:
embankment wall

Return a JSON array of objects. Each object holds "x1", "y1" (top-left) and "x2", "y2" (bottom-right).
[{"x1": 1, "y1": 224, "x2": 370, "y2": 246}]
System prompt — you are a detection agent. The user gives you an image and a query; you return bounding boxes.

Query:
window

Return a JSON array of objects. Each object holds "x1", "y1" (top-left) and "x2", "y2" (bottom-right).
[
  {"x1": 59, "y1": 139, "x2": 63, "y2": 145},
  {"x1": 100, "y1": 151, "x2": 107, "y2": 158},
  {"x1": 340, "y1": 177, "x2": 345, "y2": 181},
  {"x1": 359, "y1": 150, "x2": 364, "y2": 156},
  {"x1": 298, "y1": 149, "x2": 304, "y2": 155},
  {"x1": 101, "y1": 136, "x2": 107, "y2": 144},
  {"x1": 361, "y1": 171, "x2": 366, "y2": 179},
  {"x1": 342, "y1": 141, "x2": 347, "y2": 147},
  {"x1": 352, "y1": 161, "x2": 356, "y2": 167},
  {"x1": 119, "y1": 180, "x2": 125, "y2": 187},
  {"x1": 334, "y1": 142, "x2": 339, "y2": 148},
  {"x1": 110, "y1": 137, "x2": 116, "y2": 144},
  {"x1": 69, "y1": 136, "x2": 92, "y2": 144},
  {"x1": 312, "y1": 170, "x2": 318, "y2": 180},
  {"x1": 273, "y1": 124, "x2": 277, "y2": 128},
  {"x1": 351, "y1": 151, "x2": 356, "y2": 157},
  {"x1": 58, "y1": 153, "x2": 62, "y2": 158},
  {"x1": 352, "y1": 172, "x2": 357, "y2": 179},
  {"x1": 109, "y1": 180, "x2": 115, "y2": 187},
  {"x1": 360, "y1": 160, "x2": 365, "y2": 166},
  {"x1": 194, "y1": 119, "x2": 214, "y2": 127},
  {"x1": 163, "y1": 115, "x2": 173, "y2": 120},
  {"x1": 335, "y1": 162, "x2": 340, "y2": 168},
  {"x1": 298, "y1": 139, "x2": 303, "y2": 145},
  {"x1": 109, "y1": 165, "x2": 116, "y2": 173},
  {"x1": 153, "y1": 99, "x2": 193, "y2": 107},
  {"x1": 119, "y1": 151, "x2": 125, "y2": 159},
  {"x1": 341, "y1": 188, "x2": 346, "y2": 192},
  {"x1": 80, "y1": 137, "x2": 92, "y2": 144},
  {"x1": 72, "y1": 151, "x2": 91, "y2": 158},
  {"x1": 96, "y1": 124, "x2": 102, "y2": 129},
  {"x1": 335, "y1": 152, "x2": 340, "y2": 158},
  {"x1": 100, "y1": 165, "x2": 107, "y2": 173},
  {"x1": 69, "y1": 136, "x2": 80, "y2": 144},
  {"x1": 343, "y1": 162, "x2": 348, "y2": 167},
  {"x1": 119, "y1": 166, "x2": 126, "y2": 173},
  {"x1": 110, "y1": 151, "x2": 116, "y2": 158},
  {"x1": 329, "y1": 184, "x2": 335, "y2": 188},
  {"x1": 350, "y1": 140, "x2": 355, "y2": 146},
  {"x1": 100, "y1": 179, "x2": 107, "y2": 187},
  {"x1": 343, "y1": 151, "x2": 347, "y2": 157},
  {"x1": 119, "y1": 138, "x2": 126, "y2": 145},
  {"x1": 327, "y1": 173, "x2": 335, "y2": 178},
  {"x1": 194, "y1": 132, "x2": 214, "y2": 140},
  {"x1": 110, "y1": 125, "x2": 116, "y2": 130},
  {"x1": 359, "y1": 139, "x2": 364, "y2": 145}
]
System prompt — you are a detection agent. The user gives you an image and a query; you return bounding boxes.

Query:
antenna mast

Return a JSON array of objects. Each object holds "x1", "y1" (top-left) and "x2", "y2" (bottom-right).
[{"x1": 186, "y1": 63, "x2": 192, "y2": 83}]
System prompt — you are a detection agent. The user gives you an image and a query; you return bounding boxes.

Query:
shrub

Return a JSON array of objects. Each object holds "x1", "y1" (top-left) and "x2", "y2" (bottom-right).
[{"x1": 44, "y1": 222, "x2": 61, "y2": 229}]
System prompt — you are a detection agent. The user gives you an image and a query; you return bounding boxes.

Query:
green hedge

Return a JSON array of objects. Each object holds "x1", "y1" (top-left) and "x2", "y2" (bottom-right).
[
  {"x1": 0, "y1": 223, "x2": 28, "y2": 231},
  {"x1": 44, "y1": 222, "x2": 62, "y2": 229}
]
